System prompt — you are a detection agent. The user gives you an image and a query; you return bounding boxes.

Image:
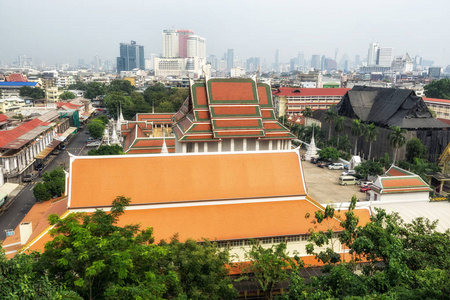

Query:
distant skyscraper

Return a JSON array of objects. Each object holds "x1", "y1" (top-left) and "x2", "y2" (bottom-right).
[
  {"x1": 227, "y1": 49, "x2": 234, "y2": 71},
  {"x1": 297, "y1": 52, "x2": 305, "y2": 70},
  {"x1": 246, "y1": 57, "x2": 260, "y2": 72},
  {"x1": 162, "y1": 29, "x2": 179, "y2": 58},
  {"x1": 311, "y1": 55, "x2": 321, "y2": 69},
  {"x1": 116, "y1": 40, "x2": 145, "y2": 73},
  {"x1": 274, "y1": 50, "x2": 279, "y2": 71},
  {"x1": 355, "y1": 55, "x2": 361, "y2": 66},
  {"x1": 367, "y1": 43, "x2": 379, "y2": 66},
  {"x1": 187, "y1": 35, "x2": 206, "y2": 60},
  {"x1": 377, "y1": 47, "x2": 394, "y2": 67},
  {"x1": 177, "y1": 29, "x2": 194, "y2": 58}
]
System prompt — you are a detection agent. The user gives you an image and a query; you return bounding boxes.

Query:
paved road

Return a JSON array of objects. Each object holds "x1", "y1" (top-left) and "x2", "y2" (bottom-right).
[{"x1": 0, "y1": 129, "x2": 90, "y2": 241}]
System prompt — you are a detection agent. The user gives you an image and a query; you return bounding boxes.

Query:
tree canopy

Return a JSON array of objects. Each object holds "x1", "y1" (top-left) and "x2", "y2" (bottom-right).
[
  {"x1": 405, "y1": 137, "x2": 428, "y2": 163},
  {"x1": 88, "y1": 145, "x2": 123, "y2": 156},
  {"x1": 59, "y1": 91, "x2": 76, "y2": 100},
  {"x1": 87, "y1": 119, "x2": 105, "y2": 139},
  {"x1": 33, "y1": 167, "x2": 65, "y2": 201},
  {"x1": 19, "y1": 86, "x2": 45, "y2": 100},
  {"x1": 424, "y1": 78, "x2": 450, "y2": 99},
  {"x1": 318, "y1": 147, "x2": 341, "y2": 161}
]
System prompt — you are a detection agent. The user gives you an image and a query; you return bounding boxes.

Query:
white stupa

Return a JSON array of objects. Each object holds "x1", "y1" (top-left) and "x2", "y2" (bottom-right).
[
  {"x1": 304, "y1": 127, "x2": 319, "y2": 160},
  {"x1": 110, "y1": 122, "x2": 120, "y2": 145}
]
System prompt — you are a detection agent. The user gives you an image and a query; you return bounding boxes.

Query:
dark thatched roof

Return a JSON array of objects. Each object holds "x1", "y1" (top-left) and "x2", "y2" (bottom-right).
[{"x1": 335, "y1": 86, "x2": 450, "y2": 129}]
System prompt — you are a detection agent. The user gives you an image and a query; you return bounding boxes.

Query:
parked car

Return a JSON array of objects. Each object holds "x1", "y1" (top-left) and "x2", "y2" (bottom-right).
[
  {"x1": 87, "y1": 137, "x2": 99, "y2": 142},
  {"x1": 310, "y1": 157, "x2": 319, "y2": 164},
  {"x1": 23, "y1": 172, "x2": 36, "y2": 182},
  {"x1": 360, "y1": 186, "x2": 371, "y2": 192},
  {"x1": 35, "y1": 163, "x2": 44, "y2": 171},
  {"x1": 86, "y1": 141, "x2": 101, "y2": 147},
  {"x1": 317, "y1": 161, "x2": 325, "y2": 167},
  {"x1": 339, "y1": 175, "x2": 358, "y2": 186},
  {"x1": 328, "y1": 163, "x2": 344, "y2": 170},
  {"x1": 341, "y1": 170, "x2": 357, "y2": 176},
  {"x1": 360, "y1": 180, "x2": 373, "y2": 188}
]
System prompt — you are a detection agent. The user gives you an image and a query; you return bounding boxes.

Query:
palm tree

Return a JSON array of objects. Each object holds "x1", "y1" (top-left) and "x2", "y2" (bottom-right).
[
  {"x1": 301, "y1": 107, "x2": 313, "y2": 118},
  {"x1": 388, "y1": 126, "x2": 407, "y2": 164},
  {"x1": 324, "y1": 108, "x2": 337, "y2": 140},
  {"x1": 334, "y1": 116, "x2": 345, "y2": 145},
  {"x1": 351, "y1": 119, "x2": 365, "y2": 155},
  {"x1": 365, "y1": 123, "x2": 379, "y2": 160}
]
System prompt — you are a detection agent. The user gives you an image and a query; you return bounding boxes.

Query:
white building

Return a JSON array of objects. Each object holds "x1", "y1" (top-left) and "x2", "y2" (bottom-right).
[
  {"x1": 377, "y1": 47, "x2": 394, "y2": 67},
  {"x1": 230, "y1": 67, "x2": 246, "y2": 77},
  {"x1": 367, "y1": 43, "x2": 379, "y2": 66},
  {"x1": 162, "y1": 29, "x2": 179, "y2": 58}
]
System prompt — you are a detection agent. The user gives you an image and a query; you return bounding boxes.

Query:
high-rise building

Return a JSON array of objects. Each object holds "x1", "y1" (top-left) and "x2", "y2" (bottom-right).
[
  {"x1": 311, "y1": 55, "x2": 321, "y2": 70},
  {"x1": 367, "y1": 43, "x2": 379, "y2": 66},
  {"x1": 162, "y1": 29, "x2": 179, "y2": 58},
  {"x1": 297, "y1": 52, "x2": 305, "y2": 70},
  {"x1": 187, "y1": 35, "x2": 206, "y2": 60},
  {"x1": 377, "y1": 47, "x2": 393, "y2": 67},
  {"x1": 246, "y1": 57, "x2": 260, "y2": 72},
  {"x1": 355, "y1": 55, "x2": 361, "y2": 66},
  {"x1": 274, "y1": 50, "x2": 280, "y2": 71},
  {"x1": 177, "y1": 29, "x2": 194, "y2": 58},
  {"x1": 227, "y1": 49, "x2": 234, "y2": 71},
  {"x1": 116, "y1": 40, "x2": 145, "y2": 73}
]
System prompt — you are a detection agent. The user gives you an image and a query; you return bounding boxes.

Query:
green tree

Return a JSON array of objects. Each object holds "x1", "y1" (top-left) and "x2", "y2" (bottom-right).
[
  {"x1": 59, "y1": 91, "x2": 76, "y2": 100},
  {"x1": 424, "y1": 78, "x2": 450, "y2": 99},
  {"x1": 88, "y1": 145, "x2": 123, "y2": 156},
  {"x1": 240, "y1": 242, "x2": 302, "y2": 300},
  {"x1": 365, "y1": 123, "x2": 379, "y2": 160},
  {"x1": 19, "y1": 86, "x2": 45, "y2": 100},
  {"x1": 87, "y1": 119, "x2": 105, "y2": 139},
  {"x1": 334, "y1": 116, "x2": 346, "y2": 145},
  {"x1": 0, "y1": 250, "x2": 81, "y2": 299},
  {"x1": 351, "y1": 119, "x2": 365, "y2": 155},
  {"x1": 126, "y1": 92, "x2": 152, "y2": 117},
  {"x1": 143, "y1": 83, "x2": 167, "y2": 108},
  {"x1": 354, "y1": 160, "x2": 384, "y2": 179},
  {"x1": 388, "y1": 126, "x2": 408, "y2": 163},
  {"x1": 84, "y1": 82, "x2": 106, "y2": 100},
  {"x1": 301, "y1": 107, "x2": 313, "y2": 117},
  {"x1": 324, "y1": 108, "x2": 337, "y2": 140},
  {"x1": 94, "y1": 115, "x2": 109, "y2": 125},
  {"x1": 405, "y1": 137, "x2": 428, "y2": 163},
  {"x1": 33, "y1": 167, "x2": 65, "y2": 201},
  {"x1": 68, "y1": 81, "x2": 88, "y2": 91},
  {"x1": 103, "y1": 92, "x2": 132, "y2": 119},
  {"x1": 318, "y1": 147, "x2": 341, "y2": 161},
  {"x1": 156, "y1": 101, "x2": 175, "y2": 112},
  {"x1": 107, "y1": 80, "x2": 135, "y2": 95},
  {"x1": 162, "y1": 238, "x2": 238, "y2": 299},
  {"x1": 338, "y1": 134, "x2": 352, "y2": 153}
]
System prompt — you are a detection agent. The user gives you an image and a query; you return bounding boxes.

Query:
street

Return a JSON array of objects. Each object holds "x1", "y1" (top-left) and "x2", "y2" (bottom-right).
[{"x1": 0, "y1": 129, "x2": 90, "y2": 241}]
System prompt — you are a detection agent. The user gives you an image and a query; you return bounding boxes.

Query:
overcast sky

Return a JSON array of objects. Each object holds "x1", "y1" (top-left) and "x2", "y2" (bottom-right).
[{"x1": 1, "y1": 0, "x2": 449, "y2": 67}]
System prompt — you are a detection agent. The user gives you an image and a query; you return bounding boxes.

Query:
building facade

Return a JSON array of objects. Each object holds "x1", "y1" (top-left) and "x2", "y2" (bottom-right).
[{"x1": 116, "y1": 41, "x2": 145, "y2": 73}]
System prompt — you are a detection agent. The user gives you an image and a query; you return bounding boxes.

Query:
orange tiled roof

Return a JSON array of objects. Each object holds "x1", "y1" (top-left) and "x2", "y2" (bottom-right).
[
  {"x1": 385, "y1": 165, "x2": 413, "y2": 176},
  {"x1": 69, "y1": 150, "x2": 306, "y2": 209}
]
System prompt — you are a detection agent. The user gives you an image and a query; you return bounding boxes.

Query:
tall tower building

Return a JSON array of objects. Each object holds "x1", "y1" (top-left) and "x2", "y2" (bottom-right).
[
  {"x1": 227, "y1": 49, "x2": 234, "y2": 71},
  {"x1": 116, "y1": 40, "x2": 145, "y2": 73},
  {"x1": 274, "y1": 50, "x2": 279, "y2": 71},
  {"x1": 297, "y1": 52, "x2": 305, "y2": 70},
  {"x1": 177, "y1": 29, "x2": 194, "y2": 58},
  {"x1": 187, "y1": 35, "x2": 206, "y2": 60},
  {"x1": 367, "y1": 43, "x2": 379, "y2": 66},
  {"x1": 377, "y1": 47, "x2": 394, "y2": 67},
  {"x1": 162, "y1": 29, "x2": 179, "y2": 58},
  {"x1": 311, "y1": 55, "x2": 321, "y2": 69}
]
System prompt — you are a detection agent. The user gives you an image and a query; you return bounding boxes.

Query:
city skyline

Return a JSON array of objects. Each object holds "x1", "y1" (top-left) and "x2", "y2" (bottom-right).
[{"x1": 1, "y1": 0, "x2": 449, "y2": 67}]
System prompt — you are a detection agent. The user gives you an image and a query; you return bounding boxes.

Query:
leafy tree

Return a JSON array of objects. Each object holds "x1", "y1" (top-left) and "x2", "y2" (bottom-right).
[
  {"x1": 324, "y1": 108, "x2": 337, "y2": 140},
  {"x1": 84, "y1": 82, "x2": 106, "y2": 100},
  {"x1": 88, "y1": 145, "x2": 123, "y2": 156},
  {"x1": 424, "y1": 78, "x2": 450, "y2": 99},
  {"x1": 103, "y1": 92, "x2": 132, "y2": 119},
  {"x1": 338, "y1": 134, "x2": 352, "y2": 153},
  {"x1": 351, "y1": 119, "x2": 365, "y2": 155},
  {"x1": 94, "y1": 115, "x2": 109, "y2": 125},
  {"x1": 301, "y1": 107, "x2": 313, "y2": 117},
  {"x1": 68, "y1": 81, "x2": 88, "y2": 91},
  {"x1": 405, "y1": 137, "x2": 428, "y2": 163},
  {"x1": 33, "y1": 167, "x2": 65, "y2": 201},
  {"x1": 365, "y1": 123, "x2": 379, "y2": 160},
  {"x1": 388, "y1": 126, "x2": 407, "y2": 163},
  {"x1": 126, "y1": 92, "x2": 152, "y2": 117},
  {"x1": 155, "y1": 101, "x2": 175, "y2": 113},
  {"x1": 334, "y1": 116, "x2": 346, "y2": 145},
  {"x1": 87, "y1": 119, "x2": 105, "y2": 139},
  {"x1": 143, "y1": 83, "x2": 187, "y2": 112},
  {"x1": 38, "y1": 196, "x2": 172, "y2": 300},
  {"x1": 59, "y1": 91, "x2": 76, "y2": 100},
  {"x1": 19, "y1": 86, "x2": 45, "y2": 99},
  {"x1": 378, "y1": 152, "x2": 392, "y2": 170},
  {"x1": 107, "y1": 79, "x2": 135, "y2": 95},
  {"x1": 354, "y1": 160, "x2": 384, "y2": 179},
  {"x1": 240, "y1": 242, "x2": 302, "y2": 300},
  {"x1": 318, "y1": 147, "x2": 340, "y2": 161},
  {"x1": 162, "y1": 238, "x2": 238, "y2": 299},
  {"x1": 143, "y1": 83, "x2": 167, "y2": 108},
  {"x1": 0, "y1": 250, "x2": 81, "y2": 299}
]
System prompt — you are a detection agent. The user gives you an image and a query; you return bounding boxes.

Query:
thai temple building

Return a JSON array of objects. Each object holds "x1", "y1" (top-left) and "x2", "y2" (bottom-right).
[{"x1": 172, "y1": 77, "x2": 295, "y2": 153}]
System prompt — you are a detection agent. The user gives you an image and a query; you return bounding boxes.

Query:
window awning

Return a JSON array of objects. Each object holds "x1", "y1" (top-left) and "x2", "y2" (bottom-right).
[
  {"x1": 35, "y1": 140, "x2": 62, "y2": 159},
  {"x1": 0, "y1": 183, "x2": 19, "y2": 204},
  {"x1": 55, "y1": 127, "x2": 77, "y2": 142}
]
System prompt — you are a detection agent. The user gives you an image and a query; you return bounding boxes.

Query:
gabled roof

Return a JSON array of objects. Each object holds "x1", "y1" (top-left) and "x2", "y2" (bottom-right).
[
  {"x1": 173, "y1": 78, "x2": 294, "y2": 142},
  {"x1": 0, "y1": 114, "x2": 8, "y2": 122},
  {"x1": 273, "y1": 87, "x2": 350, "y2": 97},
  {"x1": 68, "y1": 149, "x2": 307, "y2": 209},
  {"x1": 370, "y1": 168, "x2": 431, "y2": 194},
  {"x1": 335, "y1": 86, "x2": 450, "y2": 129},
  {"x1": 5, "y1": 73, "x2": 28, "y2": 82},
  {"x1": 385, "y1": 165, "x2": 414, "y2": 176},
  {"x1": 0, "y1": 118, "x2": 51, "y2": 148},
  {"x1": 423, "y1": 97, "x2": 450, "y2": 105}
]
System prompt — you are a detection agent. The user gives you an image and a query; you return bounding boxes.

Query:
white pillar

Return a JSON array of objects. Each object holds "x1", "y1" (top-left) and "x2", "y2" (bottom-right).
[
  {"x1": 218, "y1": 141, "x2": 222, "y2": 152},
  {"x1": 194, "y1": 142, "x2": 199, "y2": 152},
  {"x1": 204, "y1": 142, "x2": 208, "y2": 153},
  {"x1": 182, "y1": 143, "x2": 187, "y2": 153},
  {"x1": 256, "y1": 140, "x2": 260, "y2": 151},
  {"x1": 231, "y1": 139, "x2": 235, "y2": 152},
  {"x1": 277, "y1": 140, "x2": 281, "y2": 150},
  {"x1": 269, "y1": 140, "x2": 273, "y2": 151},
  {"x1": 243, "y1": 138, "x2": 247, "y2": 152}
]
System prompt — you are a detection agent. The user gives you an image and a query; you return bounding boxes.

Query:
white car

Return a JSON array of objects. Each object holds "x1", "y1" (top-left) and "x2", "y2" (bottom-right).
[
  {"x1": 328, "y1": 163, "x2": 344, "y2": 170},
  {"x1": 86, "y1": 141, "x2": 101, "y2": 147},
  {"x1": 360, "y1": 180, "x2": 373, "y2": 188},
  {"x1": 341, "y1": 170, "x2": 357, "y2": 176}
]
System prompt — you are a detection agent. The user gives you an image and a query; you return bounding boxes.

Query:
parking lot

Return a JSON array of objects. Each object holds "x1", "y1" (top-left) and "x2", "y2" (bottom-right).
[{"x1": 301, "y1": 156, "x2": 365, "y2": 205}]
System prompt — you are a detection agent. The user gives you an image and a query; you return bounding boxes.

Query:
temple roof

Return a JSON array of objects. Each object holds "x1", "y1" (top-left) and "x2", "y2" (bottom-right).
[
  {"x1": 68, "y1": 149, "x2": 307, "y2": 209},
  {"x1": 370, "y1": 166, "x2": 431, "y2": 194},
  {"x1": 335, "y1": 86, "x2": 450, "y2": 129},
  {"x1": 173, "y1": 78, "x2": 295, "y2": 142}
]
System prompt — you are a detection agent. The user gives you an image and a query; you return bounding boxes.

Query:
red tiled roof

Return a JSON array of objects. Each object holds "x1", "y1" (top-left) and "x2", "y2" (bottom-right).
[
  {"x1": 0, "y1": 118, "x2": 50, "y2": 148},
  {"x1": 423, "y1": 97, "x2": 450, "y2": 105},
  {"x1": 0, "y1": 114, "x2": 8, "y2": 122},
  {"x1": 273, "y1": 87, "x2": 350, "y2": 97},
  {"x1": 5, "y1": 73, "x2": 28, "y2": 82},
  {"x1": 209, "y1": 81, "x2": 257, "y2": 102}
]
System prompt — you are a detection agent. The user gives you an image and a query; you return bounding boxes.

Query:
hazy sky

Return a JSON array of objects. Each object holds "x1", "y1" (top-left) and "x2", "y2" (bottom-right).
[{"x1": 1, "y1": 0, "x2": 449, "y2": 67}]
